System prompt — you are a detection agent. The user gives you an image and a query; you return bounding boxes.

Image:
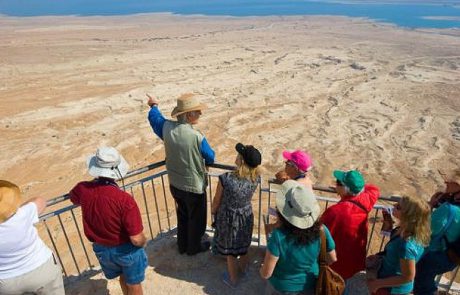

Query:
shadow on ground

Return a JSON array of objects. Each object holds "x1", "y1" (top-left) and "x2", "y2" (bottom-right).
[
  {"x1": 65, "y1": 269, "x2": 109, "y2": 295},
  {"x1": 148, "y1": 232, "x2": 267, "y2": 295}
]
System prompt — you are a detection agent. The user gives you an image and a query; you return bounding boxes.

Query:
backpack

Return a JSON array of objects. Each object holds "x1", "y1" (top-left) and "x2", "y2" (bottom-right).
[{"x1": 316, "y1": 227, "x2": 345, "y2": 295}]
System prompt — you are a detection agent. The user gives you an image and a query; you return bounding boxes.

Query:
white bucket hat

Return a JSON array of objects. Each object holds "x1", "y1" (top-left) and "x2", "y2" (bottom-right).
[
  {"x1": 276, "y1": 180, "x2": 320, "y2": 229},
  {"x1": 87, "y1": 147, "x2": 129, "y2": 180}
]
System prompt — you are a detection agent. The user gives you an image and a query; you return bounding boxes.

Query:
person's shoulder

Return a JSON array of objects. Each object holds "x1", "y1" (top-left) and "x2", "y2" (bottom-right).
[
  {"x1": 16, "y1": 202, "x2": 37, "y2": 216},
  {"x1": 71, "y1": 181, "x2": 95, "y2": 193},
  {"x1": 364, "y1": 184, "x2": 380, "y2": 195}
]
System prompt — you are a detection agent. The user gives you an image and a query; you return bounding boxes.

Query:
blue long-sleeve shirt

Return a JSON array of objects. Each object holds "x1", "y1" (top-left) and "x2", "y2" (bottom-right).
[{"x1": 148, "y1": 106, "x2": 215, "y2": 165}]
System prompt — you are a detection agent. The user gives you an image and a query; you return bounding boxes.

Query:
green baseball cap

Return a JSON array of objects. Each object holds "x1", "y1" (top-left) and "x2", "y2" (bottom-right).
[{"x1": 333, "y1": 169, "x2": 365, "y2": 194}]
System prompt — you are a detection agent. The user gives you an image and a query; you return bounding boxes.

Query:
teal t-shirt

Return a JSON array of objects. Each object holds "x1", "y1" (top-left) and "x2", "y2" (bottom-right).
[
  {"x1": 378, "y1": 235, "x2": 424, "y2": 294},
  {"x1": 427, "y1": 203, "x2": 460, "y2": 252},
  {"x1": 267, "y1": 225, "x2": 335, "y2": 293}
]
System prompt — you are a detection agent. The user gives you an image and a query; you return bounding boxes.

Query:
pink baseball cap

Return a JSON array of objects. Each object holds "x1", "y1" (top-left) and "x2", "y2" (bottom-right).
[{"x1": 282, "y1": 150, "x2": 313, "y2": 173}]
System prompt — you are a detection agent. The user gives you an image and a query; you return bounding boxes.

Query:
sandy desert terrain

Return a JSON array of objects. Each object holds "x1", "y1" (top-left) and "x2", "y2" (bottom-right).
[
  {"x1": 1, "y1": 13, "x2": 459, "y2": 200},
  {"x1": 1, "y1": 12, "x2": 460, "y2": 294}
]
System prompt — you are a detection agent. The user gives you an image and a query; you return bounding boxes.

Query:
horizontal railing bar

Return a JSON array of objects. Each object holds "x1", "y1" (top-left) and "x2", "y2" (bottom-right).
[
  {"x1": 46, "y1": 170, "x2": 169, "y2": 207},
  {"x1": 40, "y1": 204, "x2": 80, "y2": 221},
  {"x1": 267, "y1": 179, "x2": 401, "y2": 203}
]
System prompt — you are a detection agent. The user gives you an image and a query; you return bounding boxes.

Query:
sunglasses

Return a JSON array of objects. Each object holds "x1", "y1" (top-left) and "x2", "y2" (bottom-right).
[{"x1": 285, "y1": 161, "x2": 297, "y2": 168}]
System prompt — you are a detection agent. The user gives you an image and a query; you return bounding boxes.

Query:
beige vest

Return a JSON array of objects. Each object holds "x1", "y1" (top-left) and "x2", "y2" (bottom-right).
[{"x1": 163, "y1": 120, "x2": 207, "y2": 194}]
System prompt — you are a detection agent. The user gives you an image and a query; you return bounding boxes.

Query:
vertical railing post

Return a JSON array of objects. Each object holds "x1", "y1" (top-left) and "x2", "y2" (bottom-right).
[
  {"x1": 70, "y1": 209, "x2": 92, "y2": 270},
  {"x1": 258, "y1": 177, "x2": 262, "y2": 247},
  {"x1": 44, "y1": 219, "x2": 67, "y2": 277},
  {"x1": 161, "y1": 175, "x2": 172, "y2": 231},
  {"x1": 140, "y1": 182, "x2": 154, "y2": 239},
  {"x1": 57, "y1": 215, "x2": 81, "y2": 275}
]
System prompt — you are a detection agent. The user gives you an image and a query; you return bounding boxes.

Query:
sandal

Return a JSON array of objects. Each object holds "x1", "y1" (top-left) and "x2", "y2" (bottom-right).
[{"x1": 222, "y1": 271, "x2": 238, "y2": 289}]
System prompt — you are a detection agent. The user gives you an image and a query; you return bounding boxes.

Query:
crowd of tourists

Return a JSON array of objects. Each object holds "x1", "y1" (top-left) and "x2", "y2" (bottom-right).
[{"x1": 0, "y1": 93, "x2": 459, "y2": 295}]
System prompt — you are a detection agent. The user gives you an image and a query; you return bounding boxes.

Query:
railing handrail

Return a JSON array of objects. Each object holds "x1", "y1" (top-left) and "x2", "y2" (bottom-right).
[{"x1": 46, "y1": 160, "x2": 400, "y2": 207}]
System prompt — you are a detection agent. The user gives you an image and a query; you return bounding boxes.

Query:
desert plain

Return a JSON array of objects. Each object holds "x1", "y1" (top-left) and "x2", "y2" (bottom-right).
[
  {"x1": 1, "y1": 13, "x2": 459, "y2": 198},
  {"x1": 1, "y1": 12, "x2": 460, "y2": 294}
]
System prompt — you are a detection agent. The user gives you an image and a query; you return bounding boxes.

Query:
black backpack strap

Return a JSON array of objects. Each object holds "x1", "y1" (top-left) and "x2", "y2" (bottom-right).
[{"x1": 346, "y1": 199, "x2": 369, "y2": 213}]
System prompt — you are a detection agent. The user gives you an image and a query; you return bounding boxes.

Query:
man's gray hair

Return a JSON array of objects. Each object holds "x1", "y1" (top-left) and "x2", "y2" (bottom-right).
[
  {"x1": 177, "y1": 113, "x2": 188, "y2": 123},
  {"x1": 344, "y1": 185, "x2": 362, "y2": 196}
]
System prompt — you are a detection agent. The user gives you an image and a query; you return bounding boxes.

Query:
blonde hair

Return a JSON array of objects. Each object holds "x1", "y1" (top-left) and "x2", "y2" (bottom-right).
[
  {"x1": 234, "y1": 157, "x2": 260, "y2": 183},
  {"x1": 398, "y1": 195, "x2": 431, "y2": 247}
]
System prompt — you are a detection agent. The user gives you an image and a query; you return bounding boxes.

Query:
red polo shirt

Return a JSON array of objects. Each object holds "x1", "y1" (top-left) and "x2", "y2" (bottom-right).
[
  {"x1": 321, "y1": 184, "x2": 380, "y2": 279},
  {"x1": 70, "y1": 179, "x2": 143, "y2": 247}
]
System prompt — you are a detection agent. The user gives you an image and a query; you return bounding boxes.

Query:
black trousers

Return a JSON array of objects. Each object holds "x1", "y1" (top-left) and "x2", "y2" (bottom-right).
[{"x1": 170, "y1": 185, "x2": 207, "y2": 255}]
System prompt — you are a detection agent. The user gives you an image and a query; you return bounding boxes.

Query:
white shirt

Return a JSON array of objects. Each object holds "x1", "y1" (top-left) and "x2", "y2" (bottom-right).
[{"x1": 0, "y1": 202, "x2": 52, "y2": 279}]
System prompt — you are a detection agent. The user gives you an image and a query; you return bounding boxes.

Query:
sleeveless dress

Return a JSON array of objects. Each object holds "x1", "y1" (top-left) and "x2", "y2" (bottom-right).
[{"x1": 214, "y1": 172, "x2": 259, "y2": 256}]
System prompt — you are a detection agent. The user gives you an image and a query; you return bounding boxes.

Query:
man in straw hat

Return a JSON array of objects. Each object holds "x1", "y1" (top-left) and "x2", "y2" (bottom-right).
[
  {"x1": 414, "y1": 169, "x2": 460, "y2": 295},
  {"x1": 147, "y1": 93, "x2": 215, "y2": 255},
  {"x1": 321, "y1": 169, "x2": 380, "y2": 280},
  {"x1": 70, "y1": 147, "x2": 147, "y2": 295},
  {"x1": 0, "y1": 180, "x2": 65, "y2": 294}
]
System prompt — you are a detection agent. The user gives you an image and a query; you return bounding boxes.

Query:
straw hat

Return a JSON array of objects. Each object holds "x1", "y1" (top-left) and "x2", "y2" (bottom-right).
[
  {"x1": 87, "y1": 147, "x2": 129, "y2": 180},
  {"x1": 171, "y1": 93, "x2": 207, "y2": 118},
  {"x1": 0, "y1": 180, "x2": 22, "y2": 223},
  {"x1": 276, "y1": 180, "x2": 320, "y2": 229}
]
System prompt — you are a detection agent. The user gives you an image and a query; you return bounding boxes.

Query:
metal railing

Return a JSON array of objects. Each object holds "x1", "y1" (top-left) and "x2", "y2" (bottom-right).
[{"x1": 37, "y1": 161, "x2": 458, "y2": 292}]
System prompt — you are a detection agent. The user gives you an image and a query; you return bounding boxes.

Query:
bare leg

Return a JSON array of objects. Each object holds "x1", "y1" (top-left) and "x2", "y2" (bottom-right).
[
  {"x1": 126, "y1": 283, "x2": 144, "y2": 295},
  {"x1": 239, "y1": 254, "x2": 249, "y2": 274},
  {"x1": 226, "y1": 255, "x2": 239, "y2": 284},
  {"x1": 119, "y1": 275, "x2": 128, "y2": 295}
]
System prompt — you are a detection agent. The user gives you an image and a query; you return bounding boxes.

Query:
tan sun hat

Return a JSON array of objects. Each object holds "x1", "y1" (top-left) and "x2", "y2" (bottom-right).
[
  {"x1": 276, "y1": 180, "x2": 320, "y2": 229},
  {"x1": 0, "y1": 180, "x2": 22, "y2": 223},
  {"x1": 439, "y1": 169, "x2": 460, "y2": 185},
  {"x1": 448, "y1": 170, "x2": 460, "y2": 185},
  {"x1": 171, "y1": 93, "x2": 207, "y2": 118}
]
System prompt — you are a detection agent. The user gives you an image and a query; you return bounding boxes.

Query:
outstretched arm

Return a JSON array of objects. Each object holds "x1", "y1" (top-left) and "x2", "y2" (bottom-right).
[
  {"x1": 147, "y1": 94, "x2": 166, "y2": 140},
  {"x1": 23, "y1": 197, "x2": 47, "y2": 215}
]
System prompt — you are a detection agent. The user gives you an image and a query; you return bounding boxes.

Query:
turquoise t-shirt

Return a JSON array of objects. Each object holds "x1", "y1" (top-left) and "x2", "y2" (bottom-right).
[
  {"x1": 427, "y1": 203, "x2": 460, "y2": 252},
  {"x1": 378, "y1": 235, "x2": 424, "y2": 294},
  {"x1": 267, "y1": 225, "x2": 335, "y2": 293}
]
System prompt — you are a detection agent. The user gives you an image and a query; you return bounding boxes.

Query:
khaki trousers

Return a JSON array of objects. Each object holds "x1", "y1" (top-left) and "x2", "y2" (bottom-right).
[{"x1": 0, "y1": 256, "x2": 64, "y2": 295}]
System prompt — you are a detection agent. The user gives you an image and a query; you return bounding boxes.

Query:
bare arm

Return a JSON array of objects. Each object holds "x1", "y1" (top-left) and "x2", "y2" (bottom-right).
[
  {"x1": 211, "y1": 180, "x2": 223, "y2": 215},
  {"x1": 23, "y1": 197, "x2": 47, "y2": 215},
  {"x1": 326, "y1": 249, "x2": 337, "y2": 265},
  {"x1": 260, "y1": 249, "x2": 279, "y2": 279},
  {"x1": 130, "y1": 232, "x2": 147, "y2": 248},
  {"x1": 367, "y1": 259, "x2": 415, "y2": 293}
]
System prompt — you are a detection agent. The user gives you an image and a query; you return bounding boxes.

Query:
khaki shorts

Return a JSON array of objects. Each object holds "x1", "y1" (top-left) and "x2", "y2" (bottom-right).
[{"x1": 0, "y1": 256, "x2": 65, "y2": 295}]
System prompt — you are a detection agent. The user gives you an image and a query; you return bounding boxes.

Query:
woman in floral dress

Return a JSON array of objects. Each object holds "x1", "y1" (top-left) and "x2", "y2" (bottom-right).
[{"x1": 211, "y1": 143, "x2": 262, "y2": 288}]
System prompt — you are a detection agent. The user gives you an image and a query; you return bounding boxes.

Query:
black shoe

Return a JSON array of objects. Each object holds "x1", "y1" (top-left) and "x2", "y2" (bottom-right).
[
  {"x1": 187, "y1": 241, "x2": 210, "y2": 256},
  {"x1": 179, "y1": 248, "x2": 186, "y2": 255}
]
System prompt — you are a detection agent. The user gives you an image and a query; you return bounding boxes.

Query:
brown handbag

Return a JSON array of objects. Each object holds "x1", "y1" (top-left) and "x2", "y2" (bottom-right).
[{"x1": 315, "y1": 227, "x2": 345, "y2": 295}]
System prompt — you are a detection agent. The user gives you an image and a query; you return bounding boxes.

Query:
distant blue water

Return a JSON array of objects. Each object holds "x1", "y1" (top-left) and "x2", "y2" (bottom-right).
[{"x1": 1, "y1": 0, "x2": 460, "y2": 29}]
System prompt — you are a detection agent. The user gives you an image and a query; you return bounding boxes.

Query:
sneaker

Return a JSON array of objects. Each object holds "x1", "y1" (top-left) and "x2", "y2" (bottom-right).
[{"x1": 222, "y1": 271, "x2": 238, "y2": 289}]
